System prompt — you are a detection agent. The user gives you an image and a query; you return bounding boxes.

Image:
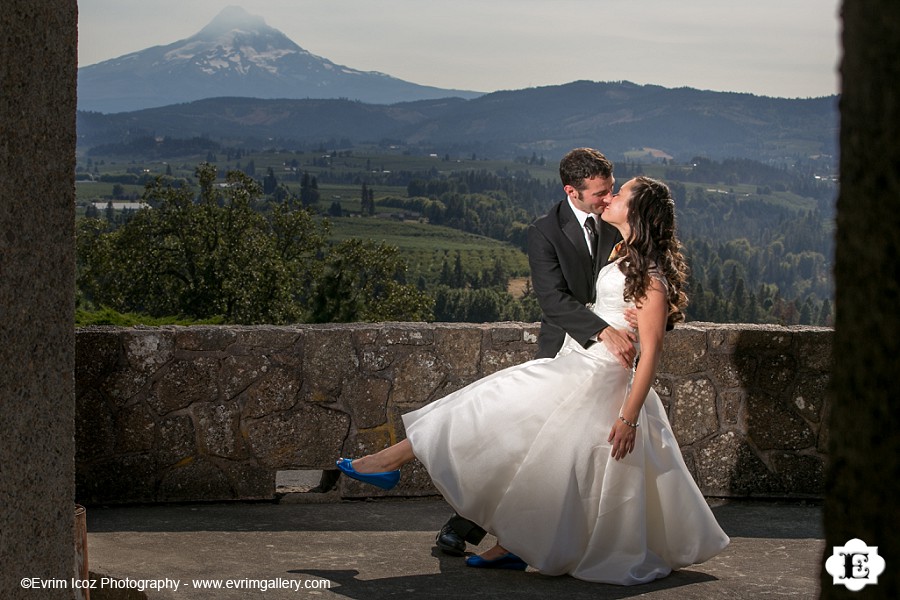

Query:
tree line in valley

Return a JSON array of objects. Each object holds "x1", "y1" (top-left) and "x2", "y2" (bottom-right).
[
  {"x1": 77, "y1": 150, "x2": 835, "y2": 327},
  {"x1": 360, "y1": 158, "x2": 834, "y2": 326}
]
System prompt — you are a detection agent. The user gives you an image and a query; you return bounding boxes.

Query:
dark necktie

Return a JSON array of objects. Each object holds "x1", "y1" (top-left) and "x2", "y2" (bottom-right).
[{"x1": 583, "y1": 217, "x2": 598, "y2": 257}]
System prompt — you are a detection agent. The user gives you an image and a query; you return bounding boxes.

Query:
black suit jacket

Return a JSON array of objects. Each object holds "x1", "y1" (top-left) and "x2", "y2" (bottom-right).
[{"x1": 527, "y1": 200, "x2": 622, "y2": 359}]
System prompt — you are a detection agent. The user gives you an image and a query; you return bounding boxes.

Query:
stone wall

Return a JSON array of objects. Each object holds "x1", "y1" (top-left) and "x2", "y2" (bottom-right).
[{"x1": 75, "y1": 322, "x2": 831, "y2": 504}]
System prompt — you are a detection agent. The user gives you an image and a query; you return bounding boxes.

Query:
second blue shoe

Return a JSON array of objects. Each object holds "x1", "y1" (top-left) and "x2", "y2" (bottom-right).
[
  {"x1": 465, "y1": 552, "x2": 527, "y2": 571},
  {"x1": 335, "y1": 458, "x2": 401, "y2": 490}
]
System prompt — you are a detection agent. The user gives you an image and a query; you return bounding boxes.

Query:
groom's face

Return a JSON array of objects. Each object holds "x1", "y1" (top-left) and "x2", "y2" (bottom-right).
[{"x1": 567, "y1": 175, "x2": 615, "y2": 215}]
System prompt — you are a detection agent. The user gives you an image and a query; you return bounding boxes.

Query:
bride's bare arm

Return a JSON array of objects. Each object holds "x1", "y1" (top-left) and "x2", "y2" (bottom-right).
[{"x1": 608, "y1": 278, "x2": 668, "y2": 460}]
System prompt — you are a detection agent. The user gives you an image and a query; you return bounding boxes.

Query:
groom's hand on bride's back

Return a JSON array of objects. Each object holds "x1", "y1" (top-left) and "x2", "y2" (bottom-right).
[{"x1": 597, "y1": 327, "x2": 637, "y2": 368}]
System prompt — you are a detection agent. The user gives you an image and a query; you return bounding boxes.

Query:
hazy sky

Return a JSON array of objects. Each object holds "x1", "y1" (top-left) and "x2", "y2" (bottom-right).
[{"x1": 77, "y1": 0, "x2": 841, "y2": 99}]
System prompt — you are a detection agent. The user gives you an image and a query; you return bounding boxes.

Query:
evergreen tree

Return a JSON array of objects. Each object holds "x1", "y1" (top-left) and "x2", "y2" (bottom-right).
[
  {"x1": 439, "y1": 258, "x2": 453, "y2": 286},
  {"x1": 263, "y1": 167, "x2": 278, "y2": 195},
  {"x1": 490, "y1": 256, "x2": 508, "y2": 288},
  {"x1": 360, "y1": 183, "x2": 375, "y2": 216},
  {"x1": 453, "y1": 252, "x2": 465, "y2": 288},
  {"x1": 818, "y1": 298, "x2": 833, "y2": 326},
  {"x1": 799, "y1": 297, "x2": 814, "y2": 325},
  {"x1": 300, "y1": 172, "x2": 320, "y2": 207}
]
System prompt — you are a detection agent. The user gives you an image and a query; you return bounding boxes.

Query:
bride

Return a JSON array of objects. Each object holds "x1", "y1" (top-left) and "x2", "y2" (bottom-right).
[{"x1": 336, "y1": 176, "x2": 729, "y2": 585}]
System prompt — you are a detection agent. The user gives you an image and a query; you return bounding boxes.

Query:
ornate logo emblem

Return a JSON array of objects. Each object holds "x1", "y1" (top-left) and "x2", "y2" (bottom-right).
[{"x1": 824, "y1": 538, "x2": 886, "y2": 591}]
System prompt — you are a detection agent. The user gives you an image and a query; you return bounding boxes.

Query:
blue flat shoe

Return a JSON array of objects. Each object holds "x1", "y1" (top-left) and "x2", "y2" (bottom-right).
[
  {"x1": 335, "y1": 458, "x2": 401, "y2": 490},
  {"x1": 465, "y1": 552, "x2": 527, "y2": 571}
]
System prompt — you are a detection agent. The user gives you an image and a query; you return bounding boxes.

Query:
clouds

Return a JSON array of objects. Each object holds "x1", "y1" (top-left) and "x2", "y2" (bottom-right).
[{"x1": 77, "y1": 0, "x2": 840, "y2": 98}]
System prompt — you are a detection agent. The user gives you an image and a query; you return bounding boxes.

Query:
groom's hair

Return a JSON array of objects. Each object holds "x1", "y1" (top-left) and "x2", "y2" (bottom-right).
[{"x1": 559, "y1": 148, "x2": 613, "y2": 190}]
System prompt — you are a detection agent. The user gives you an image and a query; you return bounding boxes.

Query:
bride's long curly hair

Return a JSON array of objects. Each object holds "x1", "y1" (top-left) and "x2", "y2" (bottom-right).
[{"x1": 619, "y1": 176, "x2": 689, "y2": 327}]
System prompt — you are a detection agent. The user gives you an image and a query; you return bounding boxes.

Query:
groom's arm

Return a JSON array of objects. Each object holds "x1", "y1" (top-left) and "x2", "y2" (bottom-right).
[
  {"x1": 527, "y1": 223, "x2": 610, "y2": 348},
  {"x1": 528, "y1": 223, "x2": 637, "y2": 367}
]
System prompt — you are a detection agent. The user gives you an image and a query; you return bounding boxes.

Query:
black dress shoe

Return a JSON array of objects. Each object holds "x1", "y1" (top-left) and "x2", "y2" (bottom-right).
[{"x1": 435, "y1": 524, "x2": 466, "y2": 556}]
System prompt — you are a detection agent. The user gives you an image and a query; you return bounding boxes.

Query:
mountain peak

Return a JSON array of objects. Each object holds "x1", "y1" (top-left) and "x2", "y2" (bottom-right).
[
  {"x1": 77, "y1": 6, "x2": 483, "y2": 113},
  {"x1": 199, "y1": 6, "x2": 268, "y2": 36}
]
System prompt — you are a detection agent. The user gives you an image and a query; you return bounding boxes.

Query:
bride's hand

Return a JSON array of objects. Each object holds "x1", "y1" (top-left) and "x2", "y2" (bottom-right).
[
  {"x1": 608, "y1": 419, "x2": 637, "y2": 460},
  {"x1": 623, "y1": 307, "x2": 639, "y2": 330}
]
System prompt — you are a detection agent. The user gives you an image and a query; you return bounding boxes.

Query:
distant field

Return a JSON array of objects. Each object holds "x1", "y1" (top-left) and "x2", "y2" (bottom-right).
[
  {"x1": 75, "y1": 180, "x2": 144, "y2": 202},
  {"x1": 328, "y1": 216, "x2": 530, "y2": 280}
]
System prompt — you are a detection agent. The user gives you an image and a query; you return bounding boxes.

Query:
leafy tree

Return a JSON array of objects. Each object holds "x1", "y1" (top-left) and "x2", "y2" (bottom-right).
[
  {"x1": 77, "y1": 163, "x2": 431, "y2": 325},
  {"x1": 308, "y1": 238, "x2": 433, "y2": 323},
  {"x1": 77, "y1": 164, "x2": 325, "y2": 323}
]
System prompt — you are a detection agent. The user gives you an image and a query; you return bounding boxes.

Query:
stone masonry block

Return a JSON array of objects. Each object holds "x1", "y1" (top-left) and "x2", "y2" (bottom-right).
[
  {"x1": 342, "y1": 375, "x2": 391, "y2": 429},
  {"x1": 122, "y1": 329, "x2": 175, "y2": 373},
  {"x1": 301, "y1": 329, "x2": 357, "y2": 402},
  {"x1": 718, "y1": 390, "x2": 745, "y2": 428},
  {"x1": 114, "y1": 403, "x2": 156, "y2": 454},
  {"x1": 671, "y1": 376, "x2": 718, "y2": 445},
  {"x1": 148, "y1": 355, "x2": 219, "y2": 415},
  {"x1": 770, "y1": 452, "x2": 825, "y2": 496},
  {"x1": 75, "y1": 328, "x2": 121, "y2": 393},
  {"x1": 793, "y1": 327, "x2": 833, "y2": 372},
  {"x1": 75, "y1": 389, "x2": 116, "y2": 462},
  {"x1": 76, "y1": 454, "x2": 158, "y2": 505},
  {"x1": 194, "y1": 401, "x2": 243, "y2": 458},
  {"x1": 694, "y1": 432, "x2": 783, "y2": 496},
  {"x1": 238, "y1": 366, "x2": 302, "y2": 418},
  {"x1": 390, "y1": 347, "x2": 449, "y2": 405},
  {"x1": 245, "y1": 403, "x2": 350, "y2": 469},
  {"x1": 747, "y1": 390, "x2": 816, "y2": 451},
  {"x1": 790, "y1": 372, "x2": 829, "y2": 424},
  {"x1": 221, "y1": 353, "x2": 272, "y2": 400},
  {"x1": 435, "y1": 327, "x2": 483, "y2": 378},
  {"x1": 174, "y1": 325, "x2": 238, "y2": 352},
  {"x1": 159, "y1": 457, "x2": 234, "y2": 502},
  {"x1": 659, "y1": 326, "x2": 708, "y2": 374},
  {"x1": 377, "y1": 324, "x2": 434, "y2": 346},
  {"x1": 156, "y1": 414, "x2": 196, "y2": 467},
  {"x1": 755, "y1": 353, "x2": 799, "y2": 394}
]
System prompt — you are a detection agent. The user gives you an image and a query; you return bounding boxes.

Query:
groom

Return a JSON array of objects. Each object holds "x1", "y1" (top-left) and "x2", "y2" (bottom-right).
[{"x1": 435, "y1": 147, "x2": 637, "y2": 556}]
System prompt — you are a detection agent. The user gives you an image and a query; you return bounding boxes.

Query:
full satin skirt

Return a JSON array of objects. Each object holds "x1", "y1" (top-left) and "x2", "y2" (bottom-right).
[{"x1": 402, "y1": 342, "x2": 729, "y2": 585}]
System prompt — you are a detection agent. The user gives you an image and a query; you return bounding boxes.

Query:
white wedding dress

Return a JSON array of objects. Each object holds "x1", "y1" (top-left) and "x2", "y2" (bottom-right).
[{"x1": 402, "y1": 260, "x2": 729, "y2": 585}]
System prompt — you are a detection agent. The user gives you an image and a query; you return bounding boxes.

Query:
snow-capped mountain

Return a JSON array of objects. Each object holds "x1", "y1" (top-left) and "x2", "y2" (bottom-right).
[{"x1": 78, "y1": 6, "x2": 482, "y2": 113}]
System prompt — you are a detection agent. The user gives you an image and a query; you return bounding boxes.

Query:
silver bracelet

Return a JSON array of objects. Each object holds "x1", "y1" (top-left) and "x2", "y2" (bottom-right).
[{"x1": 619, "y1": 415, "x2": 639, "y2": 429}]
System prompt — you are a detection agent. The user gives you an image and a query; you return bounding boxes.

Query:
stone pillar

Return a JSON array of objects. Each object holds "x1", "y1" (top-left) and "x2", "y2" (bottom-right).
[
  {"x1": 823, "y1": 1, "x2": 900, "y2": 597},
  {"x1": 0, "y1": 2, "x2": 78, "y2": 599}
]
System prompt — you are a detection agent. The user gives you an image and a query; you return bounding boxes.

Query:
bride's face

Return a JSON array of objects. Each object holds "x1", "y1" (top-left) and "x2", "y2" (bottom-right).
[{"x1": 601, "y1": 179, "x2": 635, "y2": 229}]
